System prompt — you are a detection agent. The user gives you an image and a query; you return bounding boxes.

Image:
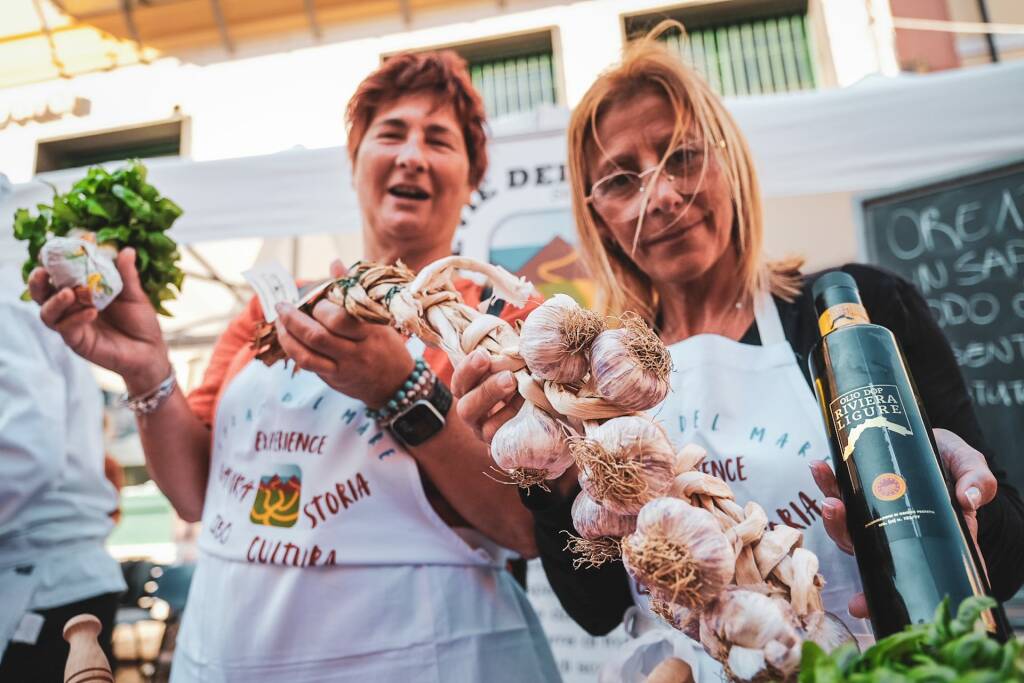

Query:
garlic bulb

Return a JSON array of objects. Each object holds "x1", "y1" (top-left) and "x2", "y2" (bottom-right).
[
  {"x1": 564, "y1": 489, "x2": 636, "y2": 568},
  {"x1": 590, "y1": 313, "x2": 671, "y2": 412},
  {"x1": 699, "y1": 587, "x2": 802, "y2": 682},
  {"x1": 763, "y1": 639, "x2": 802, "y2": 680},
  {"x1": 518, "y1": 294, "x2": 604, "y2": 383},
  {"x1": 574, "y1": 416, "x2": 680, "y2": 514},
  {"x1": 801, "y1": 611, "x2": 855, "y2": 653},
  {"x1": 700, "y1": 588, "x2": 800, "y2": 651},
  {"x1": 622, "y1": 497, "x2": 735, "y2": 609},
  {"x1": 490, "y1": 401, "x2": 573, "y2": 487},
  {"x1": 571, "y1": 489, "x2": 637, "y2": 540}
]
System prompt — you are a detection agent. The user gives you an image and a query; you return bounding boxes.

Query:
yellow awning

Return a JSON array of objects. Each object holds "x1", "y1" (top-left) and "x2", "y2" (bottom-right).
[{"x1": 0, "y1": 0, "x2": 480, "y2": 89}]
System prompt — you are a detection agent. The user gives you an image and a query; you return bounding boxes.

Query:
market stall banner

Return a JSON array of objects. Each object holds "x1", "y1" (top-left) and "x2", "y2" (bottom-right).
[
  {"x1": 858, "y1": 156, "x2": 1024, "y2": 496},
  {"x1": 456, "y1": 132, "x2": 594, "y2": 306}
]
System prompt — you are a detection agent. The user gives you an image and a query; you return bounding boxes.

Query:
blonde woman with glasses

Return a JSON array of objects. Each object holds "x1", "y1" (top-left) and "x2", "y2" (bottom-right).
[{"x1": 452, "y1": 27, "x2": 1024, "y2": 679}]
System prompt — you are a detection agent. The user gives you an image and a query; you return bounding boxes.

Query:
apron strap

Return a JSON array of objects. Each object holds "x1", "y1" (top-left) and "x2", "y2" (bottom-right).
[{"x1": 752, "y1": 290, "x2": 786, "y2": 346}]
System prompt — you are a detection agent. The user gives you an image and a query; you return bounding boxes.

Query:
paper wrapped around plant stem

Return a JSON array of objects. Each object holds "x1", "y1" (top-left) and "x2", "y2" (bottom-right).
[{"x1": 40, "y1": 236, "x2": 122, "y2": 310}]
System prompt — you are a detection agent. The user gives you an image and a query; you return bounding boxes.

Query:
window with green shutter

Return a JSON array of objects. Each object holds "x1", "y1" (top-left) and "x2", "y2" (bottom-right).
[
  {"x1": 396, "y1": 32, "x2": 559, "y2": 117},
  {"x1": 627, "y1": 5, "x2": 817, "y2": 97},
  {"x1": 467, "y1": 50, "x2": 556, "y2": 117}
]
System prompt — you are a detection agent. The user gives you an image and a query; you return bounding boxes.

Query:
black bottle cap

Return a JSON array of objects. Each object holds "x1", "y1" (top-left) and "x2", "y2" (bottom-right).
[{"x1": 812, "y1": 271, "x2": 862, "y2": 316}]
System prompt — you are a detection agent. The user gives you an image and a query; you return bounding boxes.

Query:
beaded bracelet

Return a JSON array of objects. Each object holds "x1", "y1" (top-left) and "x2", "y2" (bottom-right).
[
  {"x1": 119, "y1": 368, "x2": 177, "y2": 416},
  {"x1": 365, "y1": 358, "x2": 434, "y2": 424}
]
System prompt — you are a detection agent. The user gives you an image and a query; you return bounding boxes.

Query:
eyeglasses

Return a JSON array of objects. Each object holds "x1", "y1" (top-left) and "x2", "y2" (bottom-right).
[{"x1": 586, "y1": 143, "x2": 711, "y2": 223}]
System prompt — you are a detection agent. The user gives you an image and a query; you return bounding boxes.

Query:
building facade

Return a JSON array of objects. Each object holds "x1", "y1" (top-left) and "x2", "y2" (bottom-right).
[
  {"x1": 4, "y1": 1, "x2": 1020, "y2": 183},
  {"x1": 0, "y1": 0, "x2": 907, "y2": 182}
]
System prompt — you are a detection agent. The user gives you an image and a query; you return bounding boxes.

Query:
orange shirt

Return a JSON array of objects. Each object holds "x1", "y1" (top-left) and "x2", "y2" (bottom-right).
[{"x1": 187, "y1": 278, "x2": 539, "y2": 426}]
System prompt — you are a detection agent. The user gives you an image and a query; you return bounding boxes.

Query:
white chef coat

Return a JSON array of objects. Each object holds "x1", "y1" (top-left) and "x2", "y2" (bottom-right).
[{"x1": 0, "y1": 267, "x2": 125, "y2": 655}]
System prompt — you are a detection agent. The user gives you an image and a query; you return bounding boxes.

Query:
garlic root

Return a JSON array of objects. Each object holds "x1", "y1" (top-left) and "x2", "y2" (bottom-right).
[
  {"x1": 623, "y1": 498, "x2": 735, "y2": 609},
  {"x1": 564, "y1": 490, "x2": 636, "y2": 568},
  {"x1": 573, "y1": 417, "x2": 679, "y2": 515}
]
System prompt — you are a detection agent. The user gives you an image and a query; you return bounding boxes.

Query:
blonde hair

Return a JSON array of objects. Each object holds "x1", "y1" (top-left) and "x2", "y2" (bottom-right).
[{"x1": 568, "y1": 21, "x2": 803, "y2": 322}]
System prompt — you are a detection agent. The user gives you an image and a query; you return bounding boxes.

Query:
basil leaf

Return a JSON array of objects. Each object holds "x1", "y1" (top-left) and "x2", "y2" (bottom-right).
[
  {"x1": 800, "y1": 642, "x2": 827, "y2": 682},
  {"x1": 905, "y1": 663, "x2": 956, "y2": 681},
  {"x1": 85, "y1": 196, "x2": 114, "y2": 220},
  {"x1": 112, "y1": 183, "x2": 154, "y2": 222},
  {"x1": 96, "y1": 225, "x2": 131, "y2": 245},
  {"x1": 146, "y1": 231, "x2": 176, "y2": 254},
  {"x1": 136, "y1": 247, "x2": 150, "y2": 272}
]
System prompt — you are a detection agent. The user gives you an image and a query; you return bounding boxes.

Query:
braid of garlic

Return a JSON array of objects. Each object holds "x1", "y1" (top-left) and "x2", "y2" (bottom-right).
[
  {"x1": 253, "y1": 258, "x2": 577, "y2": 486},
  {"x1": 251, "y1": 256, "x2": 850, "y2": 680},
  {"x1": 625, "y1": 447, "x2": 851, "y2": 682}
]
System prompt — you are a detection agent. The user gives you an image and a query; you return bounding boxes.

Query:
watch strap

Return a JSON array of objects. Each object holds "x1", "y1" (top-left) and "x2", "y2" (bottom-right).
[
  {"x1": 387, "y1": 378, "x2": 451, "y2": 447},
  {"x1": 429, "y1": 377, "x2": 453, "y2": 417}
]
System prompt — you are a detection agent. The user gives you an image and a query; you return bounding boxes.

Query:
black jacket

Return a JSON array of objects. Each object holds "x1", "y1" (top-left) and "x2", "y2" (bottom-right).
[{"x1": 522, "y1": 264, "x2": 1024, "y2": 636}]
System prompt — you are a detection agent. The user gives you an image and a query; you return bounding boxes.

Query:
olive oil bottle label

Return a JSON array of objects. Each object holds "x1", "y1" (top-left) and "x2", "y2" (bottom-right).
[
  {"x1": 830, "y1": 383, "x2": 950, "y2": 541},
  {"x1": 830, "y1": 384, "x2": 912, "y2": 462}
]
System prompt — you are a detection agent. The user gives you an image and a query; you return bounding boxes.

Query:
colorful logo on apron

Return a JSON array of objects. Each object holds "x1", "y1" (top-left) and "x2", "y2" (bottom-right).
[{"x1": 250, "y1": 464, "x2": 302, "y2": 527}]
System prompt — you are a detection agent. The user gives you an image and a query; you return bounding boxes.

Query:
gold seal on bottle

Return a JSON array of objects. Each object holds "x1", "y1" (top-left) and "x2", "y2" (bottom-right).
[{"x1": 871, "y1": 473, "x2": 907, "y2": 502}]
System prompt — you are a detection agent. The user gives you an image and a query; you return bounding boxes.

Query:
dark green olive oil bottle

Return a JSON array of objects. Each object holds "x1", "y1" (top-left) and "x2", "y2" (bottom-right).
[{"x1": 808, "y1": 271, "x2": 1010, "y2": 640}]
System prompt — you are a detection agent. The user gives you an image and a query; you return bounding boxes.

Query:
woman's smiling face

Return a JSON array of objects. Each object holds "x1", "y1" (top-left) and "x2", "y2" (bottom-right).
[
  {"x1": 353, "y1": 92, "x2": 473, "y2": 256},
  {"x1": 585, "y1": 90, "x2": 735, "y2": 288}
]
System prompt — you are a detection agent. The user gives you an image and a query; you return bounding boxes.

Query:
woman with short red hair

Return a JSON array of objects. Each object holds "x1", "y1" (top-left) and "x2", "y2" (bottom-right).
[{"x1": 30, "y1": 51, "x2": 560, "y2": 682}]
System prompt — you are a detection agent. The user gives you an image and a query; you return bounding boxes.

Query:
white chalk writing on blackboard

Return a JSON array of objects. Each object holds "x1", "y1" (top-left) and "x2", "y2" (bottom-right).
[
  {"x1": 862, "y1": 161, "x2": 1024, "y2": 500},
  {"x1": 885, "y1": 188, "x2": 1023, "y2": 261},
  {"x1": 952, "y1": 334, "x2": 1024, "y2": 369}
]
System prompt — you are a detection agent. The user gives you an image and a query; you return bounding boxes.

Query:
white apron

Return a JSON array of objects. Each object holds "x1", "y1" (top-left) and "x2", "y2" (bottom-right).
[
  {"x1": 607, "y1": 292, "x2": 871, "y2": 682},
  {"x1": 172, "y1": 340, "x2": 560, "y2": 682}
]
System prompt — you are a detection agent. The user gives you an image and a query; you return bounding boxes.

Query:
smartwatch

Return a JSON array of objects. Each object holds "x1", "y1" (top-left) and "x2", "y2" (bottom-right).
[{"x1": 388, "y1": 378, "x2": 452, "y2": 448}]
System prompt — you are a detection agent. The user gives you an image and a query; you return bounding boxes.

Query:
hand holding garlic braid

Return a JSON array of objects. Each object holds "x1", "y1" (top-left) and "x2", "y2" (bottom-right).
[
  {"x1": 257, "y1": 259, "x2": 672, "y2": 487},
  {"x1": 254, "y1": 256, "x2": 851, "y2": 682}
]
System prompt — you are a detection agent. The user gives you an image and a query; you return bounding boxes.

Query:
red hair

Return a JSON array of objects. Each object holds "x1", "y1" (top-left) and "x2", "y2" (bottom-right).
[{"x1": 346, "y1": 51, "x2": 489, "y2": 188}]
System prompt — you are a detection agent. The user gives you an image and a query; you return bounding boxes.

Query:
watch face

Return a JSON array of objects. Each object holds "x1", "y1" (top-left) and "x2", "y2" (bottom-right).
[{"x1": 391, "y1": 400, "x2": 445, "y2": 447}]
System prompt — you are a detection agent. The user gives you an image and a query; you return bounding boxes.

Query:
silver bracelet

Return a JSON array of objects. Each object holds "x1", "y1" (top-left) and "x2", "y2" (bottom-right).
[{"x1": 120, "y1": 368, "x2": 177, "y2": 416}]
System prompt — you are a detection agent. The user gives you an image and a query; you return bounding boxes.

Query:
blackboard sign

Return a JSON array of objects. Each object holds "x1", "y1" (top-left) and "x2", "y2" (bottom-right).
[{"x1": 857, "y1": 157, "x2": 1024, "y2": 495}]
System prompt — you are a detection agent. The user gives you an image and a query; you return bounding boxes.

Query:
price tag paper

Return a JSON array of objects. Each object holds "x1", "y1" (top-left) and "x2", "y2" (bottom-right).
[{"x1": 243, "y1": 261, "x2": 300, "y2": 322}]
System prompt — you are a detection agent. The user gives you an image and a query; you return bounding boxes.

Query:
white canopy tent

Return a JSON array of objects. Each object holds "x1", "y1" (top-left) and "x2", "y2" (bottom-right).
[
  {"x1": 2, "y1": 58, "x2": 1022, "y2": 353},
  {"x1": 3, "y1": 59, "x2": 1023, "y2": 245}
]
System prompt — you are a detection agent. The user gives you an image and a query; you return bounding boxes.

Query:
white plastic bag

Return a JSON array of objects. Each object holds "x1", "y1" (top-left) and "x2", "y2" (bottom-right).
[{"x1": 40, "y1": 235, "x2": 123, "y2": 310}]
